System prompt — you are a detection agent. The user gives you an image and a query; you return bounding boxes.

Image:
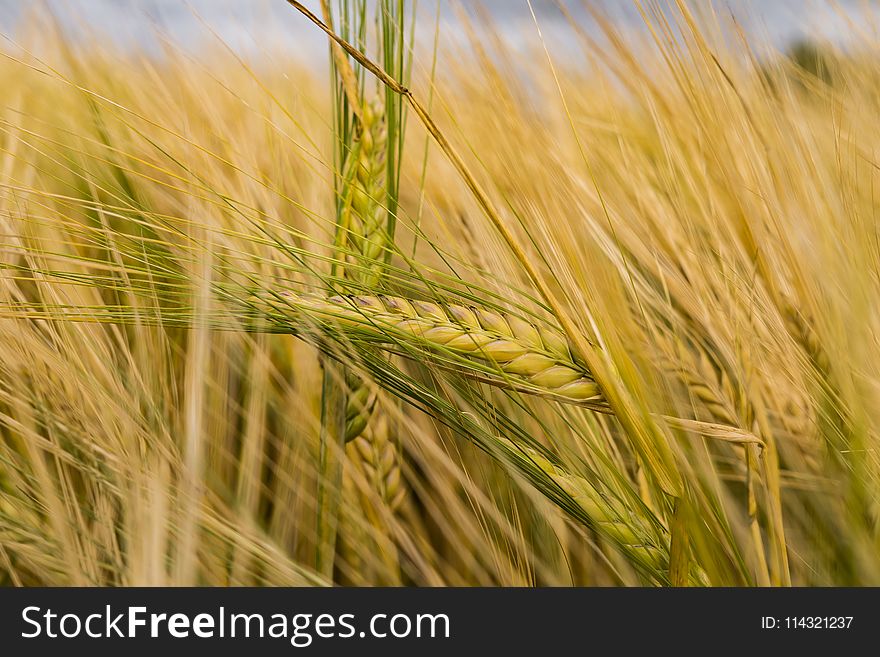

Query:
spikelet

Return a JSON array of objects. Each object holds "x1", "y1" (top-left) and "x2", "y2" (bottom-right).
[{"x1": 344, "y1": 371, "x2": 378, "y2": 442}]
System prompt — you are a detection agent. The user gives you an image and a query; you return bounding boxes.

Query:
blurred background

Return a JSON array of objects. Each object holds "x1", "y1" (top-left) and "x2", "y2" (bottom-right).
[{"x1": 0, "y1": 0, "x2": 873, "y2": 60}]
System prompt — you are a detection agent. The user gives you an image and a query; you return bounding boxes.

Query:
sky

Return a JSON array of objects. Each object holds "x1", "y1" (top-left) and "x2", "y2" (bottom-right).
[{"x1": 0, "y1": 1, "x2": 873, "y2": 61}]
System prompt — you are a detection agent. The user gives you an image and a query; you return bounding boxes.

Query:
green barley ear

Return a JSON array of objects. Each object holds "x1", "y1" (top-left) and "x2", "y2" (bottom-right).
[
  {"x1": 336, "y1": 97, "x2": 398, "y2": 447},
  {"x1": 341, "y1": 97, "x2": 389, "y2": 289},
  {"x1": 338, "y1": 100, "x2": 410, "y2": 540},
  {"x1": 498, "y1": 438, "x2": 667, "y2": 571},
  {"x1": 338, "y1": 94, "x2": 394, "y2": 444}
]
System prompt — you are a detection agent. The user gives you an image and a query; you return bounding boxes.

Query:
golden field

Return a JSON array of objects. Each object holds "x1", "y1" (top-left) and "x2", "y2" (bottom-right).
[{"x1": 0, "y1": 2, "x2": 879, "y2": 586}]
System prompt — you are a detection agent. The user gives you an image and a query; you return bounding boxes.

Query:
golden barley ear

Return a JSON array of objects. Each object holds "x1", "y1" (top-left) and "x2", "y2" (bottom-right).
[{"x1": 255, "y1": 291, "x2": 606, "y2": 407}]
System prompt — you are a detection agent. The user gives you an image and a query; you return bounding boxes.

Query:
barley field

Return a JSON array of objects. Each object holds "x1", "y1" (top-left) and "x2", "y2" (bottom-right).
[{"x1": 0, "y1": 1, "x2": 878, "y2": 587}]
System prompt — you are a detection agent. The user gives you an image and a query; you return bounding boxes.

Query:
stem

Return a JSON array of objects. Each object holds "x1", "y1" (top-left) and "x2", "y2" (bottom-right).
[
  {"x1": 746, "y1": 444, "x2": 772, "y2": 586},
  {"x1": 315, "y1": 361, "x2": 346, "y2": 577},
  {"x1": 668, "y1": 496, "x2": 690, "y2": 587}
]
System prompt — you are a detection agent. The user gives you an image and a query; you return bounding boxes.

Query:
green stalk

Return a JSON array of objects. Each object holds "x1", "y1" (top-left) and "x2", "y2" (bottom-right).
[
  {"x1": 316, "y1": 363, "x2": 346, "y2": 577},
  {"x1": 316, "y1": 0, "x2": 359, "y2": 578},
  {"x1": 315, "y1": 0, "x2": 410, "y2": 580}
]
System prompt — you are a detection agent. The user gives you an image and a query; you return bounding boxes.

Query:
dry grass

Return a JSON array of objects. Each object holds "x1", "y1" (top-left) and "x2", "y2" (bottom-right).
[{"x1": 1, "y1": 2, "x2": 879, "y2": 586}]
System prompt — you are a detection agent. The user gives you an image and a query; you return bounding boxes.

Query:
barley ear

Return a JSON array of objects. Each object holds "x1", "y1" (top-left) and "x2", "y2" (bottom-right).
[{"x1": 255, "y1": 291, "x2": 606, "y2": 408}]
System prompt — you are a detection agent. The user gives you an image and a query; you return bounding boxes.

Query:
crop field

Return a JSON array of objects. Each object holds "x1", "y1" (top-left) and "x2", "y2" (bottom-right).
[{"x1": 0, "y1": 1, "x2": 878, "y2": 587}]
